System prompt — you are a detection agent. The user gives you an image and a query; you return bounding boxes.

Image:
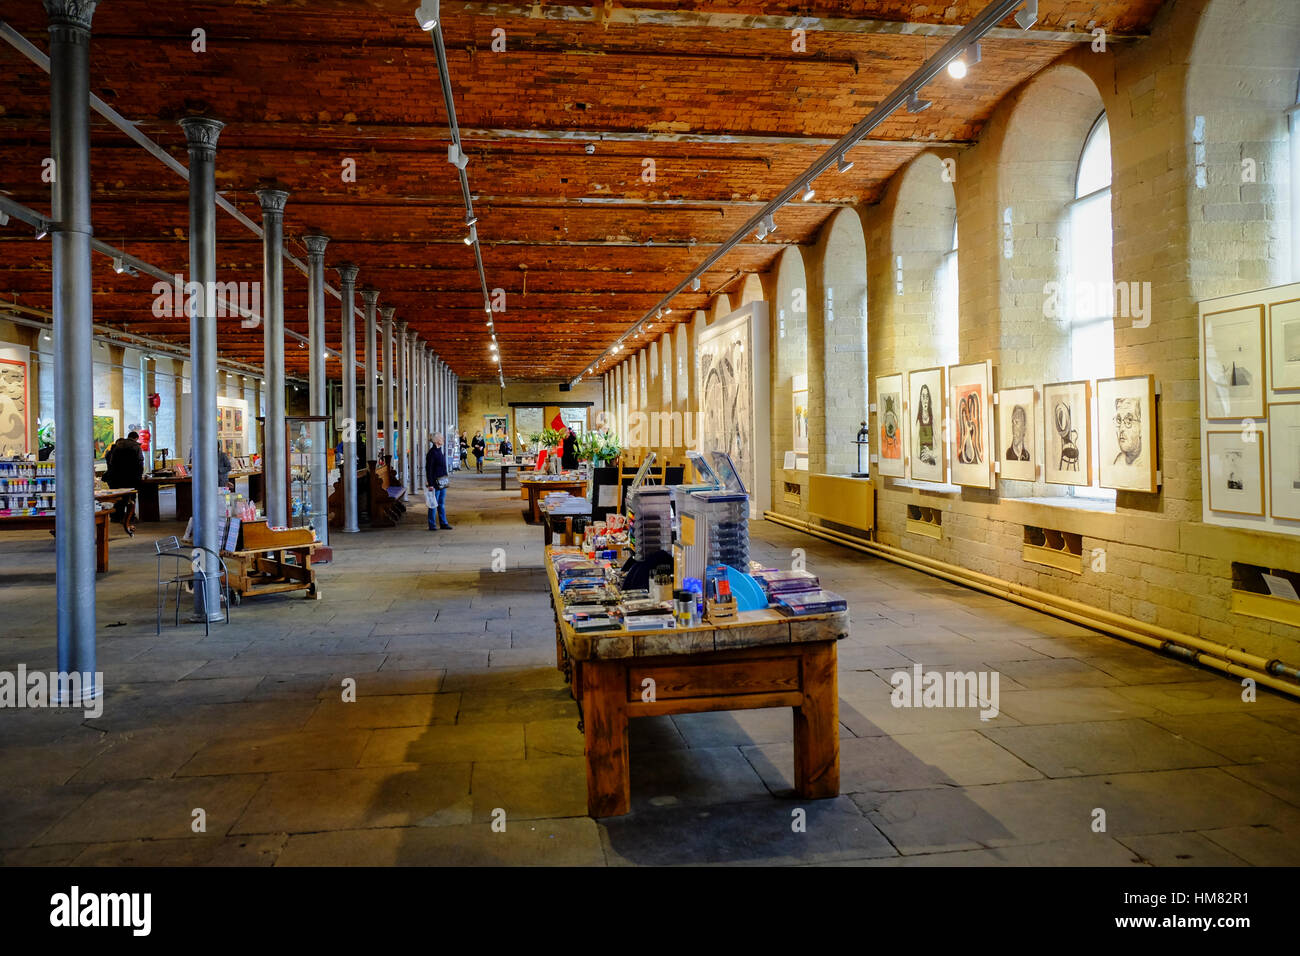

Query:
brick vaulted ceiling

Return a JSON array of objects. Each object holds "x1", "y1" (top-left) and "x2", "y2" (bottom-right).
[{"x1": 0, "y1": 1, "x2": 1165, "y2": 382}]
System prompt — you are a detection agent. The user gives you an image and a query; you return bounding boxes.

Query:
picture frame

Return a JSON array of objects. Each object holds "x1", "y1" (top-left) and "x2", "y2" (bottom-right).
[
  {"x1": 1268, "y1": 402, "x2": 1300, "y2": 521},
  {"x1": 1097, "y1": 374, "x2": 1159, "y2": 493},
  {"x1": 1206, "y1": 429, "x2": 1264, "y2": 516},
  {"x1": 1268, "y1": 298, "x2": 1300, "y2": 393},
  {"x1": 948, "y1": 360, "x2": 995, "y2": 488},
  {"x1": 1203, "y1": 304, "x2": 1264, "y2": 420},
  {"x1": 791, "y1": 372, "x2": 809, "y2": 455},
  {"x1": 874, "y1": 372, "x2": 905, "y2": 478},
  {"x1": 907, "y1": 366, "x2": 946, "y2": 484},
  {"x1": 997, "y1": 385, "x2": 1037, "y2": 483},
  {"x1": 1042, "y1": 380, "x2": 1092, "y2": 487}
]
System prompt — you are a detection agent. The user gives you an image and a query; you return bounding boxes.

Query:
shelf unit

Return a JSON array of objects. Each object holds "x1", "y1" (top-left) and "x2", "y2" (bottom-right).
[{"x1": 0, "y1": 460, "x2": 57, "y2": 516}]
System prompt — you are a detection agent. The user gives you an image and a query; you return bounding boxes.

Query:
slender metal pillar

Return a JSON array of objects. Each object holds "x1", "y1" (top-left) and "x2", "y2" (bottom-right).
[
  {"x1": 413, "y1": 341, "x2": 424, "y2": 489},
  {"x1": 396, "y1": 322, "x2": 409, "y2": 489},
  {"x1": 48, "y1": 0, "x2": 98, "y2": 700},
  {"x1": 257, "y1": 187, "x2": 290, "y2": 527},
  {"x1": 303, "y1": 233, "x2": 329, "y2": 545},
  {"x1": 419, "y1": 344, "x2": 429, "y2": 486},
  {"x1": 380, "y1": 306, "x2": 395, "y2": 459},
  {"x1": 337, "y1": 263, "x2": 360, "y2": 532},
  {"x1": 181, "y1": 115, "x2": 225, "y2": 622},
  {"x1": 360, "y1": 288, "x2": 378, "y2": 464}
]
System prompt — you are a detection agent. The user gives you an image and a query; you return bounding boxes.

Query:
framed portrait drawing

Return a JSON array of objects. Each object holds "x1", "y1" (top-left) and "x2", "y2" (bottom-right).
[
  {"x1": 1268, "y1": 403, "x2": 1300, "y2": 521},
  {"x1": 1203, "y1": 304, "x2": 1264, "y2": 420},
  {"x1": 948, "y1": 361, "x2": 994, "y2": 488},
  {"x1": 997, "y1": 385, "x2": 1036, "y2": 483},
  {"x1": 1042, "y1": 380, "x2": 1092, "y2": 486},
  {"x1": 1097, "y1": 375, "x2": 1159, "y2": 493},
  {"x1": 1268, "y1": 298, "x2": 1300, "y2": 393},
  {"x1": 791, "y1": 373, "x2": 809, "y2": 455},
  {"x1": 907, "y1": 366, "x2": 945, "y2": 483},
  {"x1": 874, "y1": 372, "x2": 905, "y2": 478},
  {"x1": 1205, "y1": 430, "x2": 1264, "y2": 516}
]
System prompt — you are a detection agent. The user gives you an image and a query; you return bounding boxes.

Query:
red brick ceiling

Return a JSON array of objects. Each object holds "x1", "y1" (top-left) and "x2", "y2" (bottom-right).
[{"x1": 0, "y1": 0, "x2": 1166, "y2": 381}]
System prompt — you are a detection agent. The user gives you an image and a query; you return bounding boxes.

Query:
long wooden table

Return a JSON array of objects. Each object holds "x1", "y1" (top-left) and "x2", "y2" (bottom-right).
[
  {"x1": 0, "y1": 508, "x2": 112, "y2": 572},
  {"x1": 546, "y1": 546, "x2": 847, "y2": 817},
  {"x1": 520, "y1": 477, "x2": 587, "y2": 524}
]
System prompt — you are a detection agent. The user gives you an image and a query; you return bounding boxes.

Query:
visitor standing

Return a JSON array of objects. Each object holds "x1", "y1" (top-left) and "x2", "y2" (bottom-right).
[
  {"x1": 561, "y1": 427, "x2": 579, "y2": 469},
  {"x1": 104, "y1": 432, "x2": 145, "y2": 524},
  {"x1": 471, "y1": 431, "x2": 486, "y2": 473},
  {"x1": 458, "y1": 431, "x2": 468, "y2": 468},
  {"x1": 425, "y1": 433, "x2": 452, "y2": 530}
]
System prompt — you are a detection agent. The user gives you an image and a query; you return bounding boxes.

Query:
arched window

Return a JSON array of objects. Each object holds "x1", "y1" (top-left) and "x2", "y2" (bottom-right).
[
  {"x1": 937, "y1": 220, "x2": 960, "y2": 366},
  {"x1": 1068, "y1": 113, "x2": 1115, "y2": 382}
]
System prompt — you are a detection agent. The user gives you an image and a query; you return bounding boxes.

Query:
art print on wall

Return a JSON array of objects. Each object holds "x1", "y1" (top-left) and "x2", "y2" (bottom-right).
[
  {"x1": 997, "y1": 385, "x2": 1036, "y2": 483},
  {"x1": 1268, "y1": 403, "x2": 1300, "y2": 521},
  {"x1": 1203, "y1": 304, "x2": 1264, "y2": 420},
  {"x1": 1268, "y1": 298, "x2": 1300, "y2": 393},
  {"x1": 1206, "y1": 430, "x2": 1264, "y2": 516},
  {"x1": 907, "y1": 366, "x2": 945, "y2": 483},
  {"x1": 874, "y1": 372, "x2": 905, "y2": 478},
  {"x1": 1097, "y1": 375, "x2": 1159, "y2": 493},
  {"x1": 0, "y1": 356, "x2": 30, "y2": 457},
  {"x1": 93, "y1": 411, "x2": 120, "y2": 461},
  {"x1": 1042, "y1": 380, "x2": 1092, "y2": 486},
  {"x1": 791, "y1": 373, "x2": 809, "y2": 455},
  {"x1": 949, "y1": 361, "x2": 995, "y2": 488}
]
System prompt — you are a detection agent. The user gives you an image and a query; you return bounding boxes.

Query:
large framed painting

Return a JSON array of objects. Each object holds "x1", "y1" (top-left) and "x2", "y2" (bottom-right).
[
  {"x1": 1042, "y1": 380, "x2": 1092, "y2": 486},
  {"x1": 1268, "y1": 403, "x2": 1300, "y2": 521},
  {"x1": 483, "y1": 414, "x2": 508, "y2": 456},
  {"x1": 949, "y1": 360, "x2": 995, "y2": 489},
  {"x1": 997, "y1": 385, "x2": 1037, "y2": 483},
  {"x1": 1206, "y1": 429, "x2": 1264, "y2": 517},
  {"x1": 791, "y1": 373, "x2": 809, "y2": 455},
  {"x1": 906, "y1": 366, "x2": 945, "y2": 484},
  {"x1": 93, "y1": 410, "x2": 121, "y2": 461},
  {"x1": 1097, "y1": 375, "x2": 1159, "y2": 493},
  {"x1": 1268, "y1": 298, "x2": 1300, "y2": 394},
  {"x1": 1203, "y1": 304, "x2": 1264, "y2": 420},
  {"x1": 0, "y1": 354, "x2": 30, "y2": 457},
  {"x1": 874, "y1": 372, "x2": 905, "y2": 478}
]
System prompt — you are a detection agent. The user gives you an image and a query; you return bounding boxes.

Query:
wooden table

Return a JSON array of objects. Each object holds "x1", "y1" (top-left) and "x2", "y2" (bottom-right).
[
  {"x1": 223, "y1": 542, "x2": 320, "y2": 604},
  {"x1": 0, "y1": 508, "x2": 112, "y2": 572},
  {"x1": 539, "y1": 493, "x2": 592, "y2": 546},
  {"x1": 138, "y1": 475, "x2": 192, "y2": 522},
  {"x1": 499, "y1": 462, "x2": 536, "y2": 490},
  {"x1": 95, "y1": 487, "x2": 138, "y2": 537},
  {"x1": 545, "y1": 546, "x2": 847, "y2": 817},
  {"x1": 520, "y1": 477, "x2": 587, "y2": 524}
]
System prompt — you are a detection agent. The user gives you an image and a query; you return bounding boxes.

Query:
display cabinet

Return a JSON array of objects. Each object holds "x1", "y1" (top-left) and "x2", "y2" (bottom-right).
[{"x1": 257, "y1": 415, "x2": 331, "y2": 542}]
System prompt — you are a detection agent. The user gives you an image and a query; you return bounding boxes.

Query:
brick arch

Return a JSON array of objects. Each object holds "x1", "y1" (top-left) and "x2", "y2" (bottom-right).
[
  {"x1": 764, "y1": 245, "x2": 809, "y2": 517},
  {"x1": 736, "y1": 273, "x2": 766, "y2": 308},
  {"x1": 707, "y1": 293, "x2": 733, "y2": 324}
]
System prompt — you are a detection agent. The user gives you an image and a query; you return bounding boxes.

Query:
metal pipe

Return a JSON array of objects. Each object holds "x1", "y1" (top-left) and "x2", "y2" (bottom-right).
[
  {"x1": 180, "y1": 116, "x2": 225, "y2": 622},
  {"x1": 48, "y1": 0, "x2": 98, "y2": 703},
  {"x1": 304, "y1": 233, "x2": 329, "y2": 545},
  {"x1": 361, "y1": 289, "x2": 379, "y2": 465},
  {"x1": 337, "y1": 263, "x2": 360, "y2": 532},
  {"x1": 380, "y1": 307, "x2": 395, "y2": 458},
  {"x1": 257, "y1": 187, "x2": 290, "y2": 526}
]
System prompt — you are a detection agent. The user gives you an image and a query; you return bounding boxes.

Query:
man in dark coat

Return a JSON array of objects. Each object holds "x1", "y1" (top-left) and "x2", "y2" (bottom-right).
[
  {"x1": 425, "y1": 433, "x2": 452, "y2": 530},
  {"x1": 561, "y1": 427, "x2": 579, "y2": 470}
]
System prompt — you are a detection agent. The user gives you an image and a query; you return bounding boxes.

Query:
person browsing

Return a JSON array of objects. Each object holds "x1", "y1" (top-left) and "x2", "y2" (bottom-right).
[{"x1": 425, "y1": 433, "x2": 452, "y2": 530}]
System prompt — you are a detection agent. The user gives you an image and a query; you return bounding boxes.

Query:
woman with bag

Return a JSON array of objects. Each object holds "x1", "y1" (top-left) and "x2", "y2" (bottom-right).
[{"x1": 425, "y1": 433, "x2": 452, "y2": 530}]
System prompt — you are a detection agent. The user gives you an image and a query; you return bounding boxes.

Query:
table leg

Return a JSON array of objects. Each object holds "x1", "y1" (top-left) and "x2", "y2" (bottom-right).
[
  {"x1": 96, "y1": 514, "x2": 108, "y2": 573},
  {"x1": 500, "y1": 466, "x2": 507, "y2": 491},
  {"x1": 582, "y1": 660, "x2": 630, "y2": 817},
  {"x1": 176, "y1": 481, "x2": 193, "y2": 522},
  {"x1": 793, "y1": 641, "x2": 839, "y2": 799},
  {"x1": 529, "y1": 488, "x2": 541, "y2": 523},
  {"x1": 138, "y1": 483, "x2": 161, "y2": 522}
]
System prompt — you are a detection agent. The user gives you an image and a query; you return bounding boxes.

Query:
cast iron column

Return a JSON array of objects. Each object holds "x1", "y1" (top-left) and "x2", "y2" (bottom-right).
[
  {"x1": 396, "y1": 322, "x2": 409, "y2": 489},
  {"x1": 303, "y1": 233, "x2": 329, "y2": 545},
  {"x1": 380, "y1": 306, "x2": 395, "y2": 459},
  {"x1": 48, "y1": 0, "x2": 98, "y2": 699},
  {"x1": 181, "y1": 115, "x2": 225, "y2": 621},
  {"x1": 257, "y1": 186, "x2": 290, "y2": 526},
  {"x1": 337, "y1": 263, "x2": 360, "y2": 532},
  {"x1": 412, "y1": 340, "x2": 423, "y2": 489},
  {"x1": 360, "y1": 288, "x2": 378, "y2": 464}
]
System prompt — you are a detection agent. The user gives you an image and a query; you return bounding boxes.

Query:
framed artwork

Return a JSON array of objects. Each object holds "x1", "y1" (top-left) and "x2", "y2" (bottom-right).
[
  {"x1": 0, "y1": 355, "x2": 30, "y2": 457},
  {"x1": 874, "y1": 372, "x2": 905, "y2": 478},
  {"x1": 949, "y1": 360, "x2": 995, "y2": 488},
  {"x1": 1205, "y1": 430, "x2": 1264, "y2": 516},
  {"x1": 997, "y1": 385, "x2": 1037, "y2": 483},
  {"x1": 907, "y1": 366, "x2": 945, "y2": 483},
  {"x1": 1268, "y1": 403, "x2": 1300, "y2": 521},
  {"x1": 1268, "y1": 298, "x2": 1300, "y2": 393},
  {"x1": 1042, "y1": 381, "x2": 1092, "y2": 486},
  {"x1": 1098, "y1": 375, "x2": 1159, "y2": 493},
  {"x1": 1203, "y1": 304, "x2": 1264, "y2": 420},
  {"x1": 791, "y1": 373, "x2": 809, "y2": 455},
  {"x1": 93, "y1": 410, "x2": 121, "y2": 461}
]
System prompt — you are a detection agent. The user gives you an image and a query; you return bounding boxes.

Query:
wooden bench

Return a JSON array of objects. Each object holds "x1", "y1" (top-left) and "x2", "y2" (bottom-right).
[
  {"x1": 364, "y1": 458, "x2": 406, "y2": 527},
  {"x1": 328, "y1": 467, "x2": 369, "y2": 529}
]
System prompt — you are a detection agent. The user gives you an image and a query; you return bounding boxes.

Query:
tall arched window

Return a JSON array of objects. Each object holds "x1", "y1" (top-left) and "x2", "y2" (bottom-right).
[
  {"x1": 1068, "y1": 113, "x2": 1115, "y2": 382},
  {"x1": 937, "y1": 220, "x2": 960, "y2": 366}
]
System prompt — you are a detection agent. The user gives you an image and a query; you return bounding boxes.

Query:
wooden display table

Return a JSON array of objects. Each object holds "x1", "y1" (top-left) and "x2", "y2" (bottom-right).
[
  {"x1": 138, "y1": 474, "x2": 192, "y2": 522},
  {"x1": 499, "y1": 461, "x2": 536, "y2": 490},
  {"x1": 0, "y1": 508, "x2": 112, "y2": 573},
  {"x1": 520, "y1": 476, "x2": 587, "y2": 524},
  {"x1": 539, "y1": 494, "x2": 592, "y2": 546},
  {"x1": 545, "y1": 546, "x2": 847, "y2": 817},
  {"x1": 223, "y1": 520, "x2": 320, "y2": 604},
  {"x1": 95, "y1": 487, "x2": 138, "y2": 536}
]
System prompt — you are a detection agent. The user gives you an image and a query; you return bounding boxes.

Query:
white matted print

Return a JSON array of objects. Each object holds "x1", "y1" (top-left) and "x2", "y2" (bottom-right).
[
  {"x1": 997, "y1": 385, "x2": 1036, "y2": 483},
  {"x1": 1098, "y1": 375, "x2": 1159, "y2": 493},
  {"x1": 1206, "y1": 430, "x2": 1264, "y2": 517},
  {"x1": 1268, "y1": 402, "x2": 1300, "y2": 521},
  {"x1": 1043, "y1": 380, "x2": 1092, "y2": 486},
  {"x1": 949, "y1": 361, "x2": 994, "y2": 489},
  {"x1": 791, "y1": 373, "x2": 809, "y2": 455},
  {"x1": 874, "y1": 372, "x2": 905, "y2": 478},
  {"x1": 907, "y1": 366, "x2": 945, "y2": 483},
  {"x1": 1268, "y1": 297, "x2": 1300, "y2": 393},
  {"x1": 1203, "y1": 304, "x2": 1264, "y2": 420}
]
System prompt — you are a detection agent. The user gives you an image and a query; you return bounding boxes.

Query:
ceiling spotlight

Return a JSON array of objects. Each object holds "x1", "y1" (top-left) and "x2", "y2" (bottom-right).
[
  {"x1": 465, "y1": 214, "x2": 478, "y2": 227},
  {"x1": 112, "y1": 257, "x2": 126, "y2": 274},
  {"x1": 691, "y1": 277, "x2": 701, "y2": 291},
  {"x1": 665, "y1": 307, "x2": 673, "y2": 314},
  {"x1": 464, "y1": 226, "x2": 477, "y2": 245},
  {"x1": 0, "y1": 211, "x2": 8, "y2": 227},
  {"x1": 656, "y1": 309, "x2": 663, "y2": 319},
  {"x1": 756, "y1": 222, "x2": 769, "y2": 241},
  {"x1": 947, "y1": 58, "x2": 967, "y2": 80},
  {"x1": 584, "y1": 143, "x2": 595, "y2": 155},
  {"x1": 485, "y1": 303, "x2": 492, "y2": 313},
  {"x1": 297, "y1": 340, "x2": 305, "y2": 349},
  {"x1": 448, "y1": 144, "x2": 469, "y2": 170},
  {"x1": 35, "y1": 225, "x2": 48, "y2": 240},
  {"x1": 762, "y1": 214, "x2": 777, "y2": 237},
  {"x1": 837, "y1": 154, "x2": 855, "y2": 173},
  {"x1": 415, "y1": 0, "x2": 440, "y2": 31},
  {"x1": 801, "y1": 183, "x2": 815, "y2": 202},
  {"x1": 1014, "y1": 0, "x2": 1038, "y2": 30},
  {"x1": 907, "y1": 91, "x2": 932, "y2": 114}
]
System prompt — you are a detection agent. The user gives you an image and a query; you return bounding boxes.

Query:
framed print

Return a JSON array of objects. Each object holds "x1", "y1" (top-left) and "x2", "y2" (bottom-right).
[
  {"x1": 791, "y1": 373, "x2": 809, "y2": 455},
  {"x1": 1268, "y1": 403, "x2": 1300, "y2": 521},
  {"x1": 1206, "y1": 430, "x2": 1264, "y2": 516},
  {"x1": 0, "y1": 354, "x2": 30, "y2": 457},
  {"x1": 1203, "y1": 304, "x2": 1264, "y2": 420},
  {"x1": 949, "y1": 360, "x2": 995, "y2": 488},
  {"x1": 1268, "y1": 298, "x2": 1300, "y2": 392},
  {"x1": 997, "y1": 385, "x2": 1037, "y2": 483},
  {"x1": 1042, "y1": 380, "x2": 1092, "y2": 486},
  {"x1": 907, "y1": 366, "x2": 945, "y2": 483},
  {"x1": 1098, "y1": 375, "x2": 1159, "y2": 493},
  {"x1": 874, "y1": 372, "x2": 905, "y2": 478}
]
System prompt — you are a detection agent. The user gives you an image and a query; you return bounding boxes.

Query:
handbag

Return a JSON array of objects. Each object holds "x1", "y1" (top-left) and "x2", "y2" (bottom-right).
[{"x1": 435, "y1": 476, "x2": 450, "y2": 490}]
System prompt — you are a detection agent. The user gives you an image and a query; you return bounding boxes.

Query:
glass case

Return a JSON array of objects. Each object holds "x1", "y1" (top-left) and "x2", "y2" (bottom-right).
[{"x1": 257, "y1": 415, "x2": 330, "y2": 542}]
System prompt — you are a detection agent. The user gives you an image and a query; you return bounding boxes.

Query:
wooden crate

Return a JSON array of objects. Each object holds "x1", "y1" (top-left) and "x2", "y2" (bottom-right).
[{"x1": 240, "y1": 519, "x2": 316, "y2": 550}]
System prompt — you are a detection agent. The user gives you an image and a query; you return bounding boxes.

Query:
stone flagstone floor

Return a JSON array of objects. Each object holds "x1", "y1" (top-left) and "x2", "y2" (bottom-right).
[{"x1": 1, "y1": 469, "x2": 1298, "y2": 866}]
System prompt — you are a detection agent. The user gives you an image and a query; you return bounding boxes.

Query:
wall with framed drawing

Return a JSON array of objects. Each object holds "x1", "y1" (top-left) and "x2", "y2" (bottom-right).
[
  {"x1": 996, "y1": 385, "x2": 1037, "y2": 483},
  {"x1": 1097, "y1": 375, "x2": 1159, "y2": 493},
  {"x1": 906, "y1": 366, "x2": 945, "y2": 484},
  {"x1": 949, "y1": 360, "x2": 995, "y2": 489},
  {"x1": 874, "y1": 372, "x2": 905, "y2": 478}
]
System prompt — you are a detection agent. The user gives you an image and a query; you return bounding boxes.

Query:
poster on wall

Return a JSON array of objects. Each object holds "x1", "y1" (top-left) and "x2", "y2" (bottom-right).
[
  {"x1": 1268, "y1": 298, "x2": 1300, "y2": 393},
  {"x1": 0, "y1": 352, "x2": 30, "y2": 457},
  {"x1": 1042, "y1": 381, "x2": 1092, "y2": 486},
  {"x1": 1097, "y1": 375, "x2": 1159, "y2": 493},
  {"x1": 997, "y1": 385, "x2": 1037, "y2": 483},
  {"x1": 1206, "y1": 430, "x2": 1264, "y2": 516},
  {"x1": 1203, "y1": 304, "x2": 1264, "y2": 420},
  {"x1": 874, "y1": 372, "x2": 905, "y2": 478},
  {"x1": 1268, "y1": 402, "x2": 1300, "y2": 521},
  {"x1": 906, "y1": 366, "x2": 945, "y2": 483},
  {"x1": 791, "y1": 373, "x2": 809, "y2": 455},
  {"x1": 93, "y1": 411, "x2": 121, "y2": 460},
  {"x1": 483, "y1": 414, "x2": 508, "y2": 456},
  {"x1": 949, "y1": 360, "x2": 995, "y2": 489}
]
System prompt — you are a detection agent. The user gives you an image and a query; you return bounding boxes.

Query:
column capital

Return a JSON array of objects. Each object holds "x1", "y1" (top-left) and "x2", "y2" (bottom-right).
[
  {"x1": 303, "y1": 234, "x2": 330, "y2": 258},
  {"x1": 360, "y1": 288, "x2": 379, "y2": 309},
  {"x1": 380, "y1": 306, "x2": 396, "y2": 322},
  {"x1": 45, "y1": 0, "x2": 97, "y2": 31},
  {"x1": 397, "y1": 321, "x2": 409, "y2": 336},
  {"x1": 179, "y1": 116, "x2": 224, "y2": 160},
  {"x1": 336, "y1": 263, "x2": 360, "y2": 286},
  {"x1": 256, "y1": 187, "x2": 290, "y2": 219}
]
